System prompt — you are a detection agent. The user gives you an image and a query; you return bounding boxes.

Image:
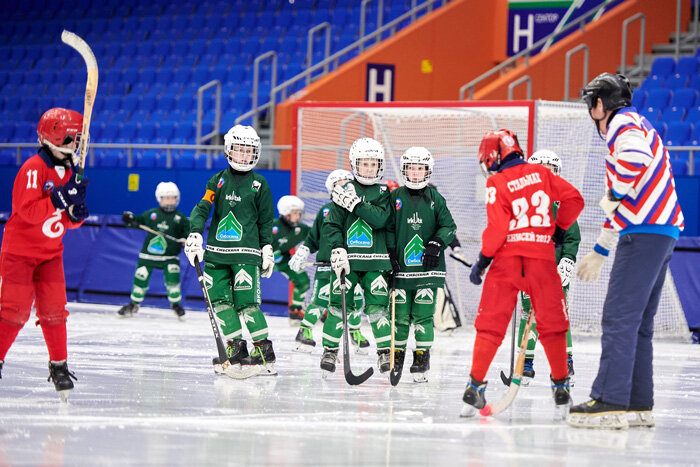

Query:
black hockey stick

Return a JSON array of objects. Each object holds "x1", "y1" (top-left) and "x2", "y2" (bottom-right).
[
  {"x1": 194, "y1": 261, "x2": 229, "y2": 368},
  {"x1": 340, "y1": 270, "x2": 373, "y2": 385},
  {"x1": 136, "y1": 223, "x2": 186, "y2": 245},
  {"x1": 500, "y1": 307, "x2": 518, "y2": 386},
  {"x1": 389, "y1": 276, "x2": 401, "y2": 386},
  {"x1": 449, "y1": 252, "x2": 473, "y2": 268},
  {"x1": 443, "y1": 281, "x2": 462, "y2": 329}
]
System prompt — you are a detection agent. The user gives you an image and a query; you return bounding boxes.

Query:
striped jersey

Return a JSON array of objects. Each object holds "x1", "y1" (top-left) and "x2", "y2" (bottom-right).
[{"x1": 603, "y1": 107, "x2": 684, "y2": 236}]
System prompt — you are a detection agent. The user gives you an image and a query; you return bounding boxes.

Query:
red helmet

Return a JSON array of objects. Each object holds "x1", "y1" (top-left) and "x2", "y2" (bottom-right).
[
  {"x1": 477, "y1": 129, "x2": 524, "y2": 174},
  {"x1": 37, "y1": 108, "x2": 83, "y2": 148},
  {"x1": 386, "y1": 179, "x2": 400, "y2": 191}
]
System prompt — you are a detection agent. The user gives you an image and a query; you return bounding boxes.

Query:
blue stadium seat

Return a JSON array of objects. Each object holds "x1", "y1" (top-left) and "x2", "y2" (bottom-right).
[
  {"x1": 0, "y1": 123, "x2": 15, "y2": 141},
  {"x1": 117, "y1": 122, "x2": 138, "y2": 141},
  {"x1": 686, "y1": 106, "x2": 700, "y2": 124},
  {"x1": 156, "y1": 121, "x2": 176, "y2": 141},
  {"x1": 665, "y1": 73, "x2": 689, "y2": 90},
  {"x1": 140, "y1": 67, "x2": 158, "y2": 86},
  {"x1": 641, "y1": 75, "x2": 664, "y2": 91},
  {"x1": 670, "y1": 157, "x2": 688, "y2": 175},
  {"x1": 98, "y1": 150, "x2": 127, "y2": 168},
  {"x1": 688, "y1": 74, "x2": 700, "y2": 91},
  {"x1": 158, "y1": 94, "x2": 176, "y2": 112},
  {"x1": 149, "y1": 109, "x2": 169, "y2": 123},
  {"x1": 139, "y1": 94, "x2": 157, "y2": 112},
  {"x1": 137, "y1": 121, "x2": 157, "y2": 140},
  {"x1": 661, "y1": 106, "x2": 685, "y2": 124},
  {"x1": 690, "y1": 124, "x2": 700, "y2": 145},
  {"x1": 172, "y1": 67, "x2": 191, "y2": 84},
  {"x1": 99, "y1": 124, "x2": 119, "y2": 142},
  {"x1": 676, "y1": 56, "x2": 700, "y2": 75},
  {"x1": 134, "y1": 150, "x2": 157, "y2": 168},
  {"x1": 665, "y1": 122, "x2": 692, "y2": 146},
  {"x1": 0, "y1": 149, "x2": 16, "y2": 166},
  {"x1": 194, "y1": 153, "x2": 209, "y2": 169},
  {"x1": 174, "y1": 150, "x2": 196, "y2": 168},
  {"x1": 671, "y1": 88, "x2": 697, "y2": 110},
  {"x1": 645, "y1": 89, "x2": 671, "y2": 109}
]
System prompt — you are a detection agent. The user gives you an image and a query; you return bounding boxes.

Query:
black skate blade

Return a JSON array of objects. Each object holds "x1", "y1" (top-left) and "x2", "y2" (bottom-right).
[
  {"x1": 500, "y1": 371, "x2": 512, "y2": 386},
  {"x1": 389, "y1": 368, "x2": 401, "y2": 386},
  {"x1": 345, "y1": 366, "x2": 373, "y2": 385}
]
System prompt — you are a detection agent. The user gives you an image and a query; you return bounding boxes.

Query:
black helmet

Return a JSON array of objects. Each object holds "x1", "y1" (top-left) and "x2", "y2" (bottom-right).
[{"x1": 580, "y1": 73, "x2": 632, "y2": 112}]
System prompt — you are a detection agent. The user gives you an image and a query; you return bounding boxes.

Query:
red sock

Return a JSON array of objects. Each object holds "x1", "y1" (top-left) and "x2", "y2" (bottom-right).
[
  {"x1": 0, "y1": 321, "x2": 23, "y2": 361},
  {"x1": 470, "y1": 334, "x2": 500, "y2": 382},
  {"x1": 541, "y1": 332, "x2": 568, "y2": 380},
  {"x1": 40, "y1": 322, "x2": 67, "y2": 362}
]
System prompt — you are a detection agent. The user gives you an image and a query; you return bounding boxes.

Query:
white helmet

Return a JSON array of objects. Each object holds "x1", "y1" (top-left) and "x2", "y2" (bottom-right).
[
  {"x1": 224, "y1": 124, "x2": 261, "y2": 172},
  {"x1": 529, "y1": 149, "x2": 562, "y2": 175},
  {"x1": 400, "y1": 146, "x2": 434, "y2": 190},
  {"x1": 325, "y1": 169, "x2": 354, "y2": 195},
  {"x1": 155, "y1": 181, "x2": 180, "y2": 212},
  {"x1": 349, "y1": 137, "x2": 384, "y2": 185},
  {"x1": 277, "y1": 195, "x2": 305, "y2": 216}
]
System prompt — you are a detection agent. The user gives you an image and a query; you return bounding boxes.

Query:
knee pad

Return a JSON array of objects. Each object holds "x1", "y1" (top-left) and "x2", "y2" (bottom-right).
[
  {"x1": 365, "y1": 305, "x2": 388, "y2": 323},
  {"x1": 36, "y1": 310, "x2": 69, "y2": 327},
  {"x1": 327, "y1": 306, "x2": 343, "y2": 319},
  {"x1": 167, "y1": 263, "x2": 180, "y2": 274},
  {"x1": 134, "y1": 266, "x2": 150, "y2": 281}
]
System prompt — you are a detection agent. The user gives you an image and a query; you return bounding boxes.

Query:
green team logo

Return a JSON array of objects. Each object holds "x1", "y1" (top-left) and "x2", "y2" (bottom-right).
[
  {"x1": 415, "y1": 288, "x2": 434, "y2": 304},
  {"x1": 216, "y1": 212, "x2": 243, "y2": 241},
  {"x1": 347, "y1": 218, "x2": 373, "y2": 248},
  {"x1": 370, "y1": 275, "x2": 388, "y2": 296},
  {"x1": 331, "y1": 277, "x2": 352, "y2": 294},
  {"x1": 394, "y1": 289, "x2": 407, "y2": 304},
  {"x1": 234, "y1": 269, "x2": 253, "y2": 291},
  {"x1": 404, "y1": 234, "x2": 424, "y2": 267},
  {"x1": 147, "y1": 235, "x2": 167, "y2": 255},
  {"x1": 353, "y1": 284, "x2": 363, "y2": 301},
  {"x1": 319, "y1": 284, "x2": 331, "y2": 301},
  {"x1": 135, "y1": 266, "x2": 149, "y2": 281}
]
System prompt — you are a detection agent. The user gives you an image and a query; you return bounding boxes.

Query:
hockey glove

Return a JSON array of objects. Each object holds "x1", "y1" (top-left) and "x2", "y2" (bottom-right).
[
  {"x1": 331, "y1": 247, "x2": 350, "y2": 279},
  {"x1": 185, "y1": 233, "x2": 204, "y2": 267},
  {"x1": 599, "y1": 189, "x2": 623, "y2": 217},
  {"x1": 331, "y1": 184, "x2": 361, "y2": 212},
  {"x1": 387, "y1": 248, "x2": 400, "y2": 283},
  {"x1": 557, "y1": 257, "x2": 575, "y2": 288},
  {"x1": 422, "y1": 238, "x2": 444, "y2": 270},
  {"x1": 552, "y1": 226, "x2": 566, "y2": 249},
  {"x1": 289, "y1": 244, "x2": 310, "y2": 273},
  {"x1": 261, "y1": 244, "x2": 275, "y2": 278},
  {"x1": 50, "y1": 173, "x2": 89, "y2": 211},
  {"x1": 577, "y1": 250, "x2": 605, "y2": 282},
  {"x1": 122, "y1": 211, "x2": 136, "y2": 226},
  {"x1": 67, "y1": 203, "x2": 89, "y2": 222},
  {"x1": 469, "y1": 253, "x2": 493, "y2": 285}
]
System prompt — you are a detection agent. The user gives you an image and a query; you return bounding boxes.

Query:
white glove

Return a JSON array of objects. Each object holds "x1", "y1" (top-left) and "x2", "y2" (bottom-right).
[
  {"x1": 599, "y1": 190, "x2": 622, "y2": 217},
  {"x1": 331, "y1": 184, "x2": 361, "y2": 212},
  {"x1": 185, "y1": 233, "x2": 204, "y2": 267},
  {"x1": 331, "y1": 247, "x2": 350, "y2": 279},
  {"x1": 289, "y1": 244, "x2": 310, "y2": 273},
  {"x1": 557, "y1": 257, "x2": 575, "y2": 287},
  {"x1": 261, "y1": 244, "x2": 274, "y2": 278},
  {"x1": 577, "y1": 250, "x2": 605, "y2": 282}
]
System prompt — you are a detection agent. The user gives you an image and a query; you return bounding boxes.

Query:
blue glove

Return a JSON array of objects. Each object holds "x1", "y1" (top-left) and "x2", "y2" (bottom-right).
[
  {"x1": 51, "y1": 173, "x2": 89, "y2": 210},
  {"x1": 68, "y1": 203, "x2": 89, "y2": 222},
  {"x1": 469, "y1": 253, "x2": 493, "y2": 285}
]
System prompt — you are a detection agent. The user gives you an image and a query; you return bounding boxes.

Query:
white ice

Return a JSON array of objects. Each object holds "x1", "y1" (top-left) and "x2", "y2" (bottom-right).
[{"x1": 1, "y1": 303, "x2": 699, "y2": 466}]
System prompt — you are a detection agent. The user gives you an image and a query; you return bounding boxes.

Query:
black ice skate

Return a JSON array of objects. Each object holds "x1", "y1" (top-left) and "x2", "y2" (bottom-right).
[
  {"x1": 293, "y1": 326, "x2": 316, "y2": 353},
  {"x1": 212, "y1": 339, "x2": 248, "y2": 374},
  {"x1": 550, "y1": 376, "x2": 572, "y2": 419},
  {"x1": 228, "y1": 339, "x2": 276, "y2": 379},
  {"x1": 171, "y1": 303, "x2": 185, "y2": 320},
  {"x1": 410, "y1": 349, "x2": 431, "y2": 383},
  {"x1": 320, "y1": 348, "x2": 339, "y2": 378},
  {"x1": 377, "y1": 349, "x2": 391, "y2": 373},
  {"x1": 627, "y1": 405, "x2": 655, "y2": 428},
  {"x1": 567, "y1": 399, "x2": 628, "y2": 429},
  {"x1": 460, "y1": 376, "x2": 487, "y2": 418},
  {"x1": 389, "y1": 349, "x2": 405, "y2": 385},
  {"x1": 349, "y1": 329, "x2": 370, "y2": 355},
  {"x1": 567, "y1": 355, "x2": 575, "y2": 387},
  {"x1": 48, "y1": 361, "x2": 77, "y2": 402},
  {"x1": 288, "y1": 307, "x2": 304, "y2": 326},
  {"x1": 0, "y1": 360, "x2": 3, "y2": 380},
  {"x1": 522, "y1": 357, "x2": 535, "y2": 386},
  {"x1": 117, "y1": 302, "x2": 139, "y2": 318}
]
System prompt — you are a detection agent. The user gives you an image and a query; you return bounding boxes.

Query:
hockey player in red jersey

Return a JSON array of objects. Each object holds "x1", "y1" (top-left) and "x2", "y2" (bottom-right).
[
  {"x1": 461, "y1": 129, "x2": 584, "y2": 418},
  {"x1": 0, "y1": 108, "x2": 90, "y2": 401}
]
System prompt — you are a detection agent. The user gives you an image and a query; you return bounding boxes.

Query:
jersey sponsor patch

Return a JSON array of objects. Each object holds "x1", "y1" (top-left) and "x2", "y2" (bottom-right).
[
  {"x1": 294, "y1": 226, "x2": 301, "y2": 234},
  {"x1": 252, "y1": 180, "x2": 261, "y2": 192},
  {"x1": 217, "y1": 177, "x2": 224, "y2": 188},
  {"x1": 41, "y1": 209, "x2": 64, "y2": 239},
  {"x1": 147, "y1": 235, "x2": 167, "y2": 254},
  {"x1": 395, "y1": 198, "x2": 402, "y2": 210},
  {"x1": 331, "y1": 276, "x2": 352, "y2": 294},
  {"x1": 370, "y1": 275, "x2": 388, "y2": 296},
  {"x1": 318, "y1": 283, "x2": 331, "y2": 301},
  {"x1": 272, "y1": 226, "x2": 279, "y2": 234},
  {"x1": 215, "y1": 212, "x2": 243, "y2": 241},
  {"x1": 347, "y1": 218, "x2": 373, "y2": 248},
  {"x1": 394, "y1": 288, "x2": 407, "y2": 304},
  {"x1": 203, "y1": 189, "x2": 215, "y2": 203},
  {"x1": 323, "y1": 207, "x2": 330, "y2": 217},
  {"x1": 415, "y1": 288, "x2": 434, "y2": 304},
  {"x1": 150, "y1": 212, "x2": 157, "y2": 220},
  {"x1": 404, "y1": 234, "x2": 424, "y2": 266},
  {"x1": 234, "y1": 269, "x2": 253, "y2": 291},
  {"x1": 43, "y1": 181, "x2": 54, "y2": 193},
  {"x1": 407, "y1": 213, "x2": 422, "y2": 231}
]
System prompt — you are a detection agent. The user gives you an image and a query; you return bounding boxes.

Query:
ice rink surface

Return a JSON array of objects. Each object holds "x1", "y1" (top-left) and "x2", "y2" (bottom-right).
[{"x1": 1, "y1": 303, "x2": 698, "y2": 466}]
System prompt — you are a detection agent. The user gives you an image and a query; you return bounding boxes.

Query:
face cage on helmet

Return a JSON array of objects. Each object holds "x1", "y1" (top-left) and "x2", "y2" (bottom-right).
[
  {"x1": 226, "y1": 143, "x2": 260, "y2": 171},
  {"x1": 41, "y1": 132, "x2": 85, "y2": 167},
  {"x1": 401, "y1": 162, "x2": 431, "y2": 189},
  {"x1": 352, "y1": 158, "x2": 383, "y2": 184}
]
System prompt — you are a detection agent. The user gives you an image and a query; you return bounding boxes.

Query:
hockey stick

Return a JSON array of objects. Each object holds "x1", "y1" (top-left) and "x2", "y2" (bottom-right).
[
  {"x1": 449, "y1": 252, "x2": 472, "y2": 268},
  {"x1": 480, "y1": 308, "x2": 535, "y2": 417},
  {"x1": 389, "y1": 277, "x2": 401, "y2": 386},
  {"x1": 500, "y1": 307, "x2": 518, "y2": 386},
  {"x1": 443, "y1": 281, "x2": 462, "y2": 329},
  {"x1": 61, "y1": 30, "x2": 97, "y2": 179},
  {"x1": 193, "y1": 261, "x2": 229, "y2": 370},
  {"x1": 340, "y1": 270, "x2": 373, "y2": 385},
  {"x1": 135, "y1": 223, "x2": 186, "y2": 245}
]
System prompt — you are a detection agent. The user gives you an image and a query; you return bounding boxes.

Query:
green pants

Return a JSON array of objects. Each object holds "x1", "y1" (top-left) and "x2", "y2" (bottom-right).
[
  {"x1": 275, "y1": 262, "x2": 310, "y2": 310},
  {"x1": 204, "y1": 262, "x2": 269, "y2": 343},
  {"x1": 518, "y1": 284, "x2": 572, "y2": 358},
  {"x1": 130, "y1": 259, "x2": 181, "y2": 305},
  {"x1": 394, "y1": 287, "x2": 436, "y2": 350},
  {"x1": 301, "y1": 267, "x2": 363, "y2": 329},
  {"x1": 323, "y1": 270, "x2": 391, "y2": 349}
]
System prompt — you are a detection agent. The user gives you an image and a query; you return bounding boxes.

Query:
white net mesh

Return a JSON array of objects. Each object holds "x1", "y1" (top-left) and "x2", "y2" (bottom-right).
[{"x1": 294, "y1": 101, "x2": 688, "y2": 337}]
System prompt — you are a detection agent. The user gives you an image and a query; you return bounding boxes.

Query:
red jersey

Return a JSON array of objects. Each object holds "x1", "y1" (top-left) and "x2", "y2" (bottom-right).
[
  {"x1": 481, "y1": 160, "x2": 584, "y2": 261},
  {"x1": 1, "y1": 150, "x2": 83, "y2": 260}
]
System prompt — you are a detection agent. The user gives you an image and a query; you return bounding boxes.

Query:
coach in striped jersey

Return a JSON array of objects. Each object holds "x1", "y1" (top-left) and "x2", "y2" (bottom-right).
[{"x1": 568, "y1": 73, "x2": 684, "y2": 430}]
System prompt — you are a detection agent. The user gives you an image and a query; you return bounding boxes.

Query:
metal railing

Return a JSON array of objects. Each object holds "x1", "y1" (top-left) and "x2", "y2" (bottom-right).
[
  {"x1": 620, "y1": 13, "x2": 645, "y2": 77},
  {"x1": 668, "y1": 146, "x2": 697, "y2": 175},
  {"x1": 360, "y1": 0, "x2": 383, "y2": 51},
  {"x1": 564, "y1": 44, "x2": 589, "y2": 101},
  {"x1": 196, "y1": 80, "x2": 221, "y2": 151},
  {"x1": 507, "y1": 76, "x2": 531, "y2": 100},
  {"x1": 306, "y1": 22, "x2": 332, "y2": 85},
  {"x1": 251, "y1": 51, "x2": 278, "y2": 134}
]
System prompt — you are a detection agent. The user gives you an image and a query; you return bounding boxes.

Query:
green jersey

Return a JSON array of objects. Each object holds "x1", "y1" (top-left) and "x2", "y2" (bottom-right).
[
  {"x1": 387, "y1": 186, "x2": 457, "y2": 289},
  {"x1": 304, "y1": 202, "x2": 333, "y2": 263},
  {"x1": 323, "y1": 180, "x2": 392, "y2": 272},
  {"x1": 553, "y1": 203, "x2": 581, "y2": 263},
  {"x1": 189, "y1": 168, "x2": 274, "y2": 266},
  {"x1": 131, "y1": 207, "x2": 189, "y2": 263},
  {"x1": 271, "y1": 217, "x2": 310, "y2": 264}
]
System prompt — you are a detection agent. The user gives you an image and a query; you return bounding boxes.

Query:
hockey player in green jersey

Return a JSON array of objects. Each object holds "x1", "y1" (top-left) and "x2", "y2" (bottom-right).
[
  {"x1": 387, "y1": 147, "x2": 456, "y2": 382},
  {"x1": 118, "y1": 182, "x2": 189, "y2": 319},
  {"x1": 321, "y1": 137, "x2": 394, "y2": 377},
  {"x1": 185, "y1": 125, "x2": 277, "y2": 378},
  {"x1": 288, "y1": 170, "x2": 370, "y2": 353},
  {"x1": 518, "y1": 149, "x2": 580, "y2": 385},
  {"x1": 272, "y1": 195, "x2": 311, "y2": 325}
]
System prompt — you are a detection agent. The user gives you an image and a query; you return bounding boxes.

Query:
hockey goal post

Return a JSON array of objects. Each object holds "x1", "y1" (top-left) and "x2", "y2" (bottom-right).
[{"x1": 291, "y1": 100, "x2": 688, "y2": 337}]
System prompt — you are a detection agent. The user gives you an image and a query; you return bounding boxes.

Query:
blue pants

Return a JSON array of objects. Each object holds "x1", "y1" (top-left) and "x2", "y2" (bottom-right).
[{"x1": 591, "y1": 233, "x2": 676, "y2": 408}]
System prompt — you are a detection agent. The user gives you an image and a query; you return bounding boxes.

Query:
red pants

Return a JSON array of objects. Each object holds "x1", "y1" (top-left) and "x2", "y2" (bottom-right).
[{"x1": 0, "y1": 252, "x2": 69, "y2": 361}]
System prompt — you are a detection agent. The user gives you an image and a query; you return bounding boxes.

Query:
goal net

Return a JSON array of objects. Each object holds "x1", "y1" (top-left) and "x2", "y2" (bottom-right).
[{"x1": 292, "y1": 101, "x2": 688, "y2": 337}]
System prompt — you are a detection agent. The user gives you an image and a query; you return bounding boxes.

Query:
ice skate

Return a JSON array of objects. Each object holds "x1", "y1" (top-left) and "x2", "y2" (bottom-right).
[
  {"x1": 461, "y1": 377, "x2": 487, "y2": 418},
  {"x1": 627, "y1": 406, "x2": 655, "y2": 428},
  {"x1": 550, "y1": 376, "x2": 572, "y2": 419},
  {"x1": 293, "y1": 326, "x2": 316, "y2": 353},
  {"x1": 229, "y1": 339, "x2": 276, "y2": 378},
  {"x1": 117, "y1": 302, "x2": 139, "y2": 318},
  {"x1": 0, "y1": 360, "x2": 3, "y2": 380},
  {"x1": 410, "y1": 349, "x2": 430, "y2": 383},
  {"x1": 377, "y1": 349, "x2": 391, "y2": 373},
  {"x1": 48, "y1": 361, "x2": 77, "y2": 402},
  {"x1": 522, "y1": 357, "x2": 535, "y2": 386},
  {"x1": 567, "y1": 399, "x2": 628, "y2": 429},
  {"x1": 171, "y1": 303, "x2": 185, "y2": 320},
  {"x1": 320, "y1": 348, "x2": 339, "y2": 379},
  {"x1": 389, "y1": 349, "x2": 405, "y2": 384},
  {"x1": 350, "y1": 329, "x2": 369, "y2": 355},
  {"x1": 567, "y1": 355, "x2": 575, "y2": 387},
  {"x1": 213, "y1": 339, "x2": 248, "y2": 375},
  {"x1": 288, "y1": 307, "x2": 304, "y2": 326}
]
